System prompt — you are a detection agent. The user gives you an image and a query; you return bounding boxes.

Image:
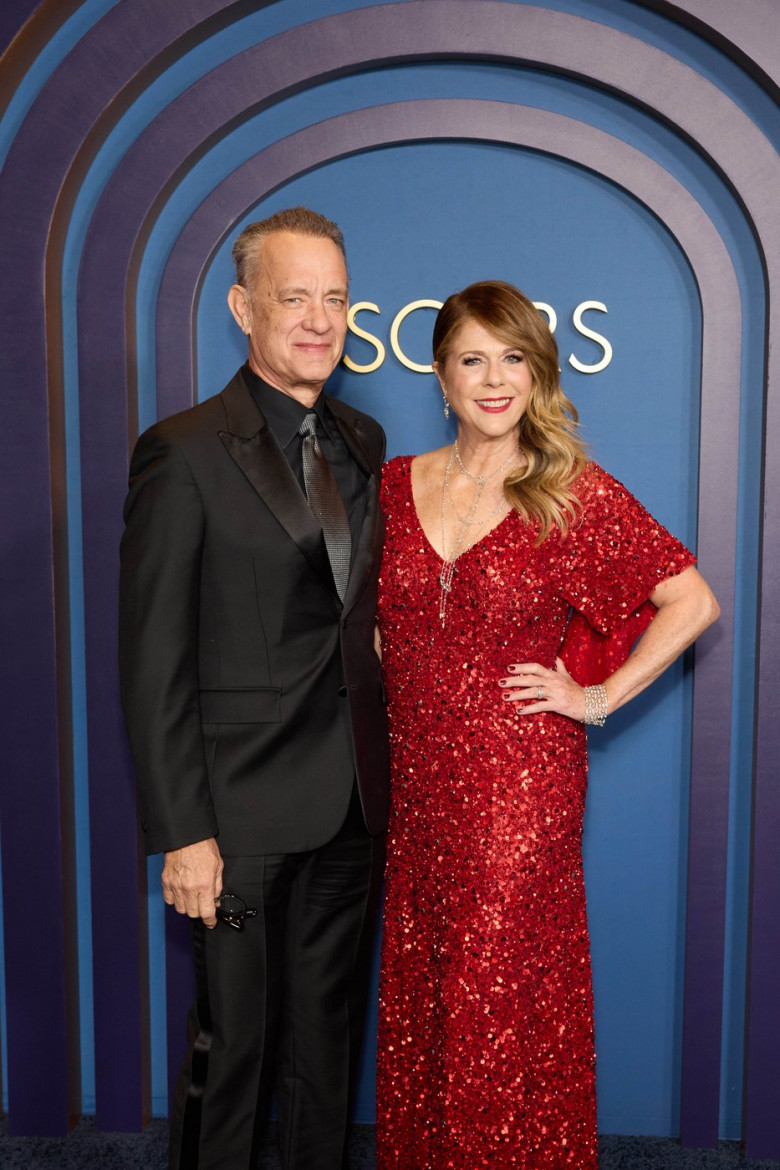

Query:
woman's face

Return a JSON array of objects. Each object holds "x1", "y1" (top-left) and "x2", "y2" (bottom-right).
[{"x1": 435, "y1": 318, "x2": 533, "y2": 442}]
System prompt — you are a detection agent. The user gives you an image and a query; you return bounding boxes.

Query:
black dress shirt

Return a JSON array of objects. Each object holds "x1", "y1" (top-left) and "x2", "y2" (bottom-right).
[{"x1": 245, "y1": 366, "x2": 367, "y2": 553}]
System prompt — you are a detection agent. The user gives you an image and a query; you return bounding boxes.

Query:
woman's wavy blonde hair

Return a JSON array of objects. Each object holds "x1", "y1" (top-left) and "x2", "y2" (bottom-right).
[{"x1": 432, "y1": 280, "x2": 587, "y2": 542}]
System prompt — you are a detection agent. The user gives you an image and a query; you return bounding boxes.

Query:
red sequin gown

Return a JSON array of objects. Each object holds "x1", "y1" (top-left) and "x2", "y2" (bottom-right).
[{"x1": 376, "y1": 456, "x2": 695, "y2": 1169}]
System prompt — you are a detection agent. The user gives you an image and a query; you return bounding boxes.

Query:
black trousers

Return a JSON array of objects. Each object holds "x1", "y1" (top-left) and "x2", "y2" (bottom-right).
[{"x1": 169, "y1": 812, "x2": 381, "y2": 1170}]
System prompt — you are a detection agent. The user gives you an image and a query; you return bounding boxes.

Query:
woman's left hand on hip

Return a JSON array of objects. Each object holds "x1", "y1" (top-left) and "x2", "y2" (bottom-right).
[{"x1": 498, "y1": 656, "x2": 586, "y2": 721}]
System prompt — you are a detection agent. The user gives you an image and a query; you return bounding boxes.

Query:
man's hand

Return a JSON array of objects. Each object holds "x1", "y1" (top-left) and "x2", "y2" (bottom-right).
[{"x1": 162, "y1": 837, "x2": 224, "y2": 928}]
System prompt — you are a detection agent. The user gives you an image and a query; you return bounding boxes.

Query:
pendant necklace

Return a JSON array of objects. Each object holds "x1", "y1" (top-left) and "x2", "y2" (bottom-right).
[{"x1": 438, "y1": 440, "x2": 520, "y2": 625}]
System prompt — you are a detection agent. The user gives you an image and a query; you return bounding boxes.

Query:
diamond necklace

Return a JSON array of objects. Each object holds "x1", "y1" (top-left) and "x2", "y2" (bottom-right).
[
  {"x1": 453, "y1": 438, "x2": 518, "y2": 485},
  {"x1": 438, "y1": 442, "x2": 519, "y2": 625}
]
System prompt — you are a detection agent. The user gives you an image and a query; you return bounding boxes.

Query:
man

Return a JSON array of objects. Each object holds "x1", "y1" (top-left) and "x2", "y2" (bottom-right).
[{"x1": 119, "y1": 207, "x2": 390, "y2": 1169}]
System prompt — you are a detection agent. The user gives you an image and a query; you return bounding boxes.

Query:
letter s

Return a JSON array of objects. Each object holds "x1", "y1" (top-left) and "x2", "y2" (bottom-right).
[
  {"x1": 390, "y1": 300, "x2": 443, "y2": 374},
  {"x1": 569, "y1": 301, "x2": 612, "y2": 374},
  {"x1": 343, "y1": 302, "x2": 385, "y2": 374}
]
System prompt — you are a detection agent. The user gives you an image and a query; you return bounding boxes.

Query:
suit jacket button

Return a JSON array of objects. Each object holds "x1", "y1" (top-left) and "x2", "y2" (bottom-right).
[{"x1": 338, "y1": 685, "x2": 348, "y2": 697}]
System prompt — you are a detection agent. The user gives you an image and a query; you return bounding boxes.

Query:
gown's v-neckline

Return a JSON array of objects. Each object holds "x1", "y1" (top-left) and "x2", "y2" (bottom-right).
[{"x1": 406, "y1": 454, "x2": 516, "y2": 564}]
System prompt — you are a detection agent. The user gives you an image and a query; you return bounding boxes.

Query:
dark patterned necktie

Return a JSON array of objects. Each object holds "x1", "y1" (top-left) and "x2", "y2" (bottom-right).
[{"x1": 299, "y1": 412, "x2": 352, "y2": 601}]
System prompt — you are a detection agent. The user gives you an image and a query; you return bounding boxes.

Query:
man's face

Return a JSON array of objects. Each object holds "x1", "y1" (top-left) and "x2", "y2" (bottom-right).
[{"x1": 232, "y1": 231, "x2": 349, "y2": 404}]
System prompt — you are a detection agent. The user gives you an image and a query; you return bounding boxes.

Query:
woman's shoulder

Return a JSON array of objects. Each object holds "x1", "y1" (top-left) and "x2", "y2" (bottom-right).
[
  {"x1": 381, "y1": 453, "x2": 412, "y2": 483},
  {"x1": 571, "y1": 459, "x2": 634, "y2": 505},
  {"x1": 573, "y1": 459, "x2": 608, "y2": 488},
  {"x1": 383, "y1": 453, "x2": 412, "y2": 470},
  {"x1": 380, "y1": 455, "x2": 413, "y2": 505},
  {"x1": 383, "y1": 447, "x2": 450, "y2": 481},
  {"x1": 570, "y1": 460, "x2": 679, "y2": 540}
]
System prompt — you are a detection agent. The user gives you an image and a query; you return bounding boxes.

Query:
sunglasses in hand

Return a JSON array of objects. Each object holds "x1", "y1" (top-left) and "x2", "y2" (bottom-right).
[{"x1": 215, "y1": 891, "x2": 258, "y2": 931}]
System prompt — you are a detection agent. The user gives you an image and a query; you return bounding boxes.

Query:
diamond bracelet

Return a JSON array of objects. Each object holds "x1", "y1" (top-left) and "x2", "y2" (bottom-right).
[{"x1": 583, "y1": 684, "x2": 608, "y2": 727}]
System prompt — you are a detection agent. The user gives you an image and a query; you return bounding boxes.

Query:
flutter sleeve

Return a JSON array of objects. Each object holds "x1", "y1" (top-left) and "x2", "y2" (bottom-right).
[{"x1": 555, "y1": 462, "x2": 697, "y2": 685}]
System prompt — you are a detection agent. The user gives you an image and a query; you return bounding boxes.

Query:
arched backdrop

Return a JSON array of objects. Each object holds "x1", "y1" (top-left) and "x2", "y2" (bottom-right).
[{"x1": 0, "y1": 0, "x2": 778, "y2": 1156}]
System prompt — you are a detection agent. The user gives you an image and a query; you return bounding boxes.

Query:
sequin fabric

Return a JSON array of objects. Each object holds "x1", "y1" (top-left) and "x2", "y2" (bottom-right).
[{"x1": 376, "y1": 456, "x2": 695, "y2": 1169}]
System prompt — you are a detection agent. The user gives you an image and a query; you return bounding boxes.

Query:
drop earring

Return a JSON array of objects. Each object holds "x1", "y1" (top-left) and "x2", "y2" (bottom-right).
[{"x1": 442, "y1": 393, "x2": 450, "y2": 421}]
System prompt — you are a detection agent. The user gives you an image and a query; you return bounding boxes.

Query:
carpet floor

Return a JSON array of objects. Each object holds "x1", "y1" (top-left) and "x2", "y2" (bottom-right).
[{"x1": 1, "y1": 1119, "x2": 779, "y2": 1168}]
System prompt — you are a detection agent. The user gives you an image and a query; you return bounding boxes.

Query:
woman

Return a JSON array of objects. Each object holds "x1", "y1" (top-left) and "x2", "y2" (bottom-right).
[{"x1": 375, "y1": 281, "x2": 718, "y2": 1168}]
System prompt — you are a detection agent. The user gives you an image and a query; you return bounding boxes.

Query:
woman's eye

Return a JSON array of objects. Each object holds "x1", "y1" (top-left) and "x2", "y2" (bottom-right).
[
  {"x1": 506, "y1": 353, "x2": 524, "y2": 363},
  {"x1": 462, "y1": 356, "x2": 481, "y2": 366}
]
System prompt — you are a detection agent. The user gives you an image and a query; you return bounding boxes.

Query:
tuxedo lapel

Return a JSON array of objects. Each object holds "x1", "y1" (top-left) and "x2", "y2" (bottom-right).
[
  {"x1": 327, "y1": 396, "x2": 382, "y2": 616},
  {"x1": 218, "y1": 373, "x2": 333, "y2": 588},
  {"x1": 327, "y1": 397, "x2": 375, "y2": 477},
  {"x1": 342, "y1": 471, "x2": 380, "y2": 616}
]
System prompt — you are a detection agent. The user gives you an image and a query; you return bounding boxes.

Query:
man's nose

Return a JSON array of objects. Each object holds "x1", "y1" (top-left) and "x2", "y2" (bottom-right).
[{"x1": 302, "y1": 301, "x2": 330, "y2": 332}]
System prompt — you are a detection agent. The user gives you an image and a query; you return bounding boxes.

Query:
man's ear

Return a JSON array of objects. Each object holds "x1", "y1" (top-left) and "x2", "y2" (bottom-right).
[{"x1": 227, "y1": 285, "x2": 251, "y2": 334}]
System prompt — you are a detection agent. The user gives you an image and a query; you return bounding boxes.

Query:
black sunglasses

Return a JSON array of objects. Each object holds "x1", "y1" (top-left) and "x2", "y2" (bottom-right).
[{"x1": 215, "y1": 891, "x2": 258, "y2": 931}]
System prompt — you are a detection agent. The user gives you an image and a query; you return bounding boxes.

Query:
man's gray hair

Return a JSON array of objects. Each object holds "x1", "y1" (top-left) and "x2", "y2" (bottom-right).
[{"x1": 231, "y1": 207, "x2": 347, "y2": 290}]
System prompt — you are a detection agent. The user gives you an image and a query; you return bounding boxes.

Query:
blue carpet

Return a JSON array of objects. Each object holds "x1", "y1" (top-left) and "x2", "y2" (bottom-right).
[{"x1": 1, "y1": 1119, "x2": 779, "y2": 1168}]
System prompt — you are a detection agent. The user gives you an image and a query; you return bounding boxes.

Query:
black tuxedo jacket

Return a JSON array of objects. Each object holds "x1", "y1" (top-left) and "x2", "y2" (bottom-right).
[{"x1": 119, "y1": 367, "x2": 390, "y2": 856}]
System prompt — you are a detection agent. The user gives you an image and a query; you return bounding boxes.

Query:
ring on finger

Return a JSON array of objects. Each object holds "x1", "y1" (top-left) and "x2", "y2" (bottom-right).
[{"x1": 537, "y1": 686, "x2": 545, "y2": 700}]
